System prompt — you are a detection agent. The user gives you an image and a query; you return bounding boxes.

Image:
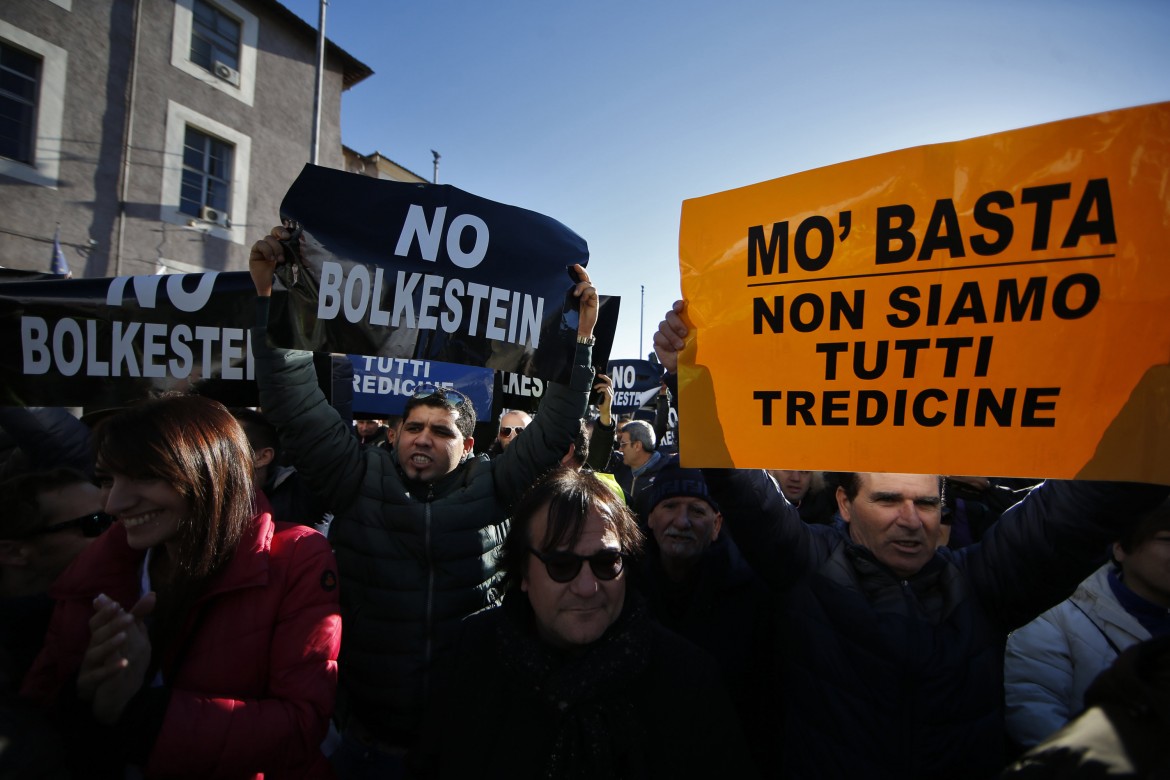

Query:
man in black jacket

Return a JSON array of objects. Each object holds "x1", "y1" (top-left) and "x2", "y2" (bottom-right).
[
  {"x1": 653, "y1": 299, "x2": 1167, "y2": 779},
  {"x1": 632, "y1": 460, "x2": 779, "y2": 775},
  {"x1": 249, "y1": 226, "x2": 600, "y2": 778},
  {"x1": 417, "y1": 467, "x2": 757, "y2": 779}
]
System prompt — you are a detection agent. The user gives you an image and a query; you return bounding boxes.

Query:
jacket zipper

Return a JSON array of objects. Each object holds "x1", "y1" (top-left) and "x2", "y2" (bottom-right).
[{"x1": 422, "y1": 486, "x2": 436, "y2": 701}]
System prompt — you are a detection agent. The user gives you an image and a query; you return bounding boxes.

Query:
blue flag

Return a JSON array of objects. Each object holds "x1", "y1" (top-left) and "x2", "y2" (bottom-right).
[{"x1": 50, "y1": 226, "x2": 71, "y2": 277}]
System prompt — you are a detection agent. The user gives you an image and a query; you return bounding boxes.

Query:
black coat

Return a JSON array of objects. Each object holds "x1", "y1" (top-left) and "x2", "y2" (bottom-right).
[
  {"x1": 632, "y1": 533, "x2": 780, "y2": 774},
  {"x1": 254, "y1": 326, "x2": 596, "y2": 744},
  {"x1": 705, "y1": 469, "x2": 1167, "y2": 780},
  {"x1": 417, "y1": 591, "x2": 758, "y2": 780}
]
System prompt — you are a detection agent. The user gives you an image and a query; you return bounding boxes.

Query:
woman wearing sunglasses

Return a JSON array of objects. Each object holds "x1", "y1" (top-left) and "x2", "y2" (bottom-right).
[
  {"x1": 415, "y1": 467, "x2": 757, "y2": 779},
  {"x1": 21, "y1": 394, "x2": 341, "y2": 778}
]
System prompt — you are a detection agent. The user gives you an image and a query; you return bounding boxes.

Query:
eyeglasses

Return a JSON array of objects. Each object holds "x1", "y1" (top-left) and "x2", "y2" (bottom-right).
[
  {"x1": 412, "y1": 384, "x2": 470, "y2": 407},
  {"x1": 27, "y1": 511, "x2": 114, "y2": 539},
  {"x1": 529, "y1": 547, "x2": 627, "y2": 583},
  {"x1": 499, "y1": 426, "x2": 525, "y2": 437},
  {"x1": 616, "y1": 439, "x2": 630, "y2": 448}
]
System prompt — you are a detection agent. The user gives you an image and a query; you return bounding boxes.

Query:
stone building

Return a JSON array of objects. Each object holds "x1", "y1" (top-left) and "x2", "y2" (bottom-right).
[{"x1": 0, "y1": 0, "x2": 371, "y2": 278}]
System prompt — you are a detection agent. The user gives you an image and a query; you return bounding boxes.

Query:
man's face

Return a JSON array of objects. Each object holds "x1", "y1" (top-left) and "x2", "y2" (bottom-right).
[
  {"x1": 772, "y1": 470, "x2": 812, "y2": 503},
  {"x1": 616, "y1": 430, "x2": 648, "y2": 469},
  {"x1": 29, "y1": 482, "x2": 105, "y2": 578},
  {"x1": 1115, "y1": 527, "x2": 1170, "y2": 608},
  {"x1": 648, "y1": 496, "x2": 722, "y2": 568},
  {"x1": 355, "y1": 419, "x2": 382, "y2": 438},
  {"x1": 522, "y1": 504, "x2": 626, "y2": 649},
  {"x1": 497, "y1": 411, "x2": 529, "y2": 451},
  {"x1": 397, "y1": 405, "x2": 473, "y2": 483},
  {"x1": 838, "y1": 473, "x2": 943, "y2": 578}
]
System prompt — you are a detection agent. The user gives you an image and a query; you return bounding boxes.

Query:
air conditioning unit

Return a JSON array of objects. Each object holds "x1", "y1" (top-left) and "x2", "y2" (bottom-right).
[
  {"x1": 212, "y1": 61, "x2": 240, "y2": 86},
  {"x1": 200, "y1": 205, "x2": 229, "y2": 226}
]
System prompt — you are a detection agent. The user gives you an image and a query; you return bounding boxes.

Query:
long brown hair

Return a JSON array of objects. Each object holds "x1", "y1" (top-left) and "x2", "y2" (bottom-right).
[
  {"x1": 93, "y1": 394, "x2": 255, "y2": 579},
  {"x1": 497, "y1": 467, "x2": 644, "y2": 592},
  {"x1": 93, "y1": 394, "x2": 256, "y2": 676}
]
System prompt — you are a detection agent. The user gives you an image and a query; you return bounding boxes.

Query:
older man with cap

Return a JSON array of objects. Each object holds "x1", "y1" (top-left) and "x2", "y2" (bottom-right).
[{"x1": 633, "y1": 457, "x2": 779, "y2": 775}]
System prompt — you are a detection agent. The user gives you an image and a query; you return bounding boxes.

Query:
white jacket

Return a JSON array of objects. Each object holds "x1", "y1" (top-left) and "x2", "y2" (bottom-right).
[{"x1": 1004, "y1": 563, "x2": 1151, "y2": 748}]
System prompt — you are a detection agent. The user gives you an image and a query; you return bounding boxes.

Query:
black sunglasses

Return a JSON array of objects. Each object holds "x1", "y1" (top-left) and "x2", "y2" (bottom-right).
[
  {"x1": 499, "y1": 425, "x2": 525, "y2": 437},
  {"x1": 28, "y1": 511, "x2": 114, "y2": 539},
  {"x1": 412, "y1": 384, "x2": 470, "y2": 407},
  {"x1": 529, "y1": 547, "x2": 627, "y2": 583}
]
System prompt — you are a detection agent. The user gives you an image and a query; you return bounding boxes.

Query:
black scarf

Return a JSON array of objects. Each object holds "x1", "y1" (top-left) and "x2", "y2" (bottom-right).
[{"x1": 496, "y1": 591, "x2": 653, "y2": 780}]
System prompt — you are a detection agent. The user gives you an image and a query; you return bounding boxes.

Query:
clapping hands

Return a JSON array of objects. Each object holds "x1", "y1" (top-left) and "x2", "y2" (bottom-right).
[{"x1": 78, "y1": 592, "x2": 156, "y2": 726}]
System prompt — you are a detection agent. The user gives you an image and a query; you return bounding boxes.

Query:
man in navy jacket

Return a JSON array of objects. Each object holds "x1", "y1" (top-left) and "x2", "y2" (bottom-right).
[{"x1": 653, "y1": 300, "x2": 1168, "y2": 779}]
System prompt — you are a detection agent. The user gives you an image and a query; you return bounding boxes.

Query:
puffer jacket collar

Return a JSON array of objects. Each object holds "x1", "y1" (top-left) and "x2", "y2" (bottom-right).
[{"x1": 50, "y1": 510, "x2": 275, "y2": 608}]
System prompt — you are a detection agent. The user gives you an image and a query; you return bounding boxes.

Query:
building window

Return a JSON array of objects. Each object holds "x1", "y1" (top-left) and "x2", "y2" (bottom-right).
[
  {"x1": 189, "y1": 0, "x2": 240, "y2": 73},
  {"x1": 161, "y1": 100, "x2": 251, "y2": 244},
  {"x1": 0, "y1": 42, "x2": 40, "y2": 165},
  {"x1": 180, "y1": 126, "x2": 233, "y2": 219},
  {"x1": 0, "y1": 21, "x2": 65, "y2": 187},
  {"x1": 171, "y1": 0, "x2": 258, "y2": 105}
]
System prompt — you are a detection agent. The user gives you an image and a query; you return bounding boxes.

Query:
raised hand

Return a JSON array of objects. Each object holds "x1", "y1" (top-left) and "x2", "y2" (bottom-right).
[
  {"x1": 653, "y1": 300, "x2": 688, "y2": 374},
  {"x1": 594, "y1": 373, "x2": 614, "y2": 426},
  {"x1": 570, "y1": 264, "x2": 599, "y2": 338},
  {"x1": 248, "y1": 225, "x2": 294, "y2": 298}
]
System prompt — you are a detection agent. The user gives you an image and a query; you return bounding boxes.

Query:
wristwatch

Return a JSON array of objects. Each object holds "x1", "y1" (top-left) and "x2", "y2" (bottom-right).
[{"x1": 576, "y1": 334, "x2": 595, "y2": 346}]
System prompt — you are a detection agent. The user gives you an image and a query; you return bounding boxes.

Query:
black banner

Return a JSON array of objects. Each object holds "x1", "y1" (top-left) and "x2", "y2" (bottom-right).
[
  {"x1": 0, "y1": 168, "x2": 619, "y2": 408},
  {"x1": 269, "y1": 165, "x2": 618, "y2": 385},
  {"x1": 607, "y1": 359, "x2": 664, "y2": 414},
  {"x1": 0, "y1": 271, "x2": 261, "y2": 408}
]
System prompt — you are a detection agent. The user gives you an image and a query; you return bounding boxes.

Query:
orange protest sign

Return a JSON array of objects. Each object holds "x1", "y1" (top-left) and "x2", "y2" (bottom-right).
[{"x1": 677, "y1": 101, "x2": 1170, "y2": 483}]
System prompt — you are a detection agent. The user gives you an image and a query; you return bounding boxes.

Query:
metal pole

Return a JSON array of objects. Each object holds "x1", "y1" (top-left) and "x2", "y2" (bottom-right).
[
  {"x1": 640, "y1": 285, "x2": 645, "y2": 359},
  {"x1": 115, "y1": 0, "x2": 144, "y2": 276},
  {"x1": 310, "y1": 0, "x2": 328, "y2": 165},
  {"x1": 432, "y1": 149, "x2": 441, "y2": 183}
]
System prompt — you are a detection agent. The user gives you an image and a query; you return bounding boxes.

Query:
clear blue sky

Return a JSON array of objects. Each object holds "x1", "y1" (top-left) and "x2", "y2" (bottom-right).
[{"x1": 279, "y1": 0, "x2": 1170, "y2": 362}]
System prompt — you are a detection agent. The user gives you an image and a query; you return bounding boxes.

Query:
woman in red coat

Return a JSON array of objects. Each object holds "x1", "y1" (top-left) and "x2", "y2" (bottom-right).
[{"x1": 21, "y1": 395, "x2": 341, "y2": 778}]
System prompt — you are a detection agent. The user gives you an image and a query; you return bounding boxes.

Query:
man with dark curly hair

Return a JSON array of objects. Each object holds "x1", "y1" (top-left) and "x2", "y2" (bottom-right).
[{"x1": 417, "y1": 468, "x2": 757, "y2": 779}]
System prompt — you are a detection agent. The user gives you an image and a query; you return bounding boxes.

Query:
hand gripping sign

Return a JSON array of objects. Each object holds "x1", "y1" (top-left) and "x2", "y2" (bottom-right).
[{"x1": 677, "y1": 101, "x2": 1170, "y2": 484}]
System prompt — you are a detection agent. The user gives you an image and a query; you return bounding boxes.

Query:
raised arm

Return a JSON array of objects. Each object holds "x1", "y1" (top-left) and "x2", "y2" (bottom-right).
[
  {"x1": 493, "y1": 265, "x2": 597, "y2": 507},
  {"x1": 248, "y1": 226, "x2": 365, "y2": 511},
  {"x1": 703, "y1": 467, "x2": 822, "y2": 592},
  {"x1": 652, "y1": 300, "x2": 819, "y2": 591},
  {"x1": 964, "y1": 479, "x2": 1168, "y2": 630},
  {"x1": 586, "y1": 373, "x2": 616, "y2": 472}
]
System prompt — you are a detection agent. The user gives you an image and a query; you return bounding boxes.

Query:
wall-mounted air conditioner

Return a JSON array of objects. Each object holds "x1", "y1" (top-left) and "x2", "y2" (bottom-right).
[
  {"x1": 200, "y1": 205, "x2": 229, "y2": 226},
  {"x1": 212, "y1": 61, "x2": 241, "y2": 86}
]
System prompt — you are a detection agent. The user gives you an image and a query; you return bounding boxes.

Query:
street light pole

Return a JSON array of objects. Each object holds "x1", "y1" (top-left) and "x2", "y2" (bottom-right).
[
  {"x1": 310, "y1": 0, "x2": 328, "y2": 165},
  {"x1": 640, "y1": 284, "x2": 645, "y2": 359}
]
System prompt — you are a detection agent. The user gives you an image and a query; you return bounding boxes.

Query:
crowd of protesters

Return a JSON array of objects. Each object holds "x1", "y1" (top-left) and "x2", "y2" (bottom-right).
[{"x1": 0, "y1": 227, "x2": 1167, "y2": 779}]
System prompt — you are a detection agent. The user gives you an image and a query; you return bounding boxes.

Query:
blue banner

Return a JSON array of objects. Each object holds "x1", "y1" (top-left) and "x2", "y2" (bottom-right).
[
  {"x1": 349, "y1": 356, "x2": 494, "y2": 420},
  {"x1": 607, "y1": 359, "x2": 664, "y2": 414}
]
